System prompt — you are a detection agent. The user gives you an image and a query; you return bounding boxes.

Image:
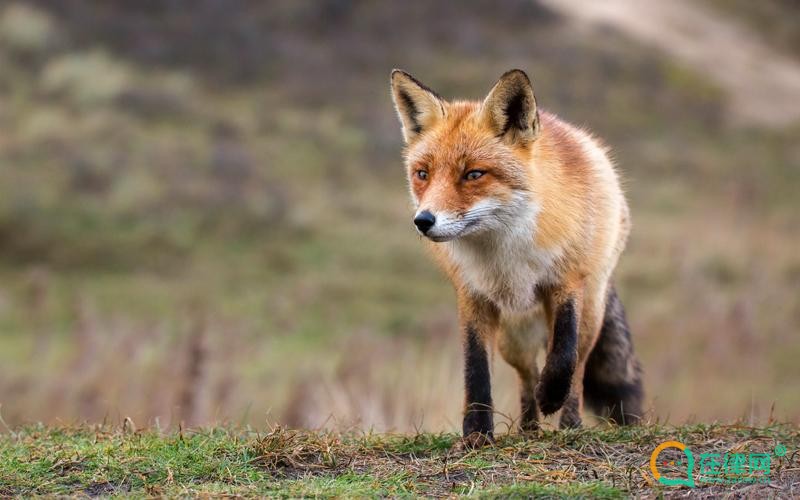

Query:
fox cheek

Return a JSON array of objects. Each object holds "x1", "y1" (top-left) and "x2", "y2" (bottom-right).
[
  {"x1": 409, "y1": 185, "x2": 423, "y2": 208},
  {"x1": 411, "y1": 185, "x2": 424, "y2": 205}
]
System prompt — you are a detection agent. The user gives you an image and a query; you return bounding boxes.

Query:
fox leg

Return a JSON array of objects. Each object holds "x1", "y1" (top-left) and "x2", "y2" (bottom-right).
[
  {"x1": 558, "y1": 287, "x2": 606, "y2": 429},
  {"x1": 497, "y1": 316, "x2": 544, "y2": 432},
  {"x1": 535, "y1": 288, "x2": 582, "y2": 417},
  {"x1": 459, "y1": 296, "x2": 499, "y2": 446},
  {"x1": 582, "y1": 285, "x2": 644, "y2": 424}
]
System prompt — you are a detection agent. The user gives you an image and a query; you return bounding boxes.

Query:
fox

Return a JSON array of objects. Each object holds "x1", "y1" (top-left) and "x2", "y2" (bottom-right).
[{"x1": 390, "y1": 69, "x2": 644, "y2": 447}]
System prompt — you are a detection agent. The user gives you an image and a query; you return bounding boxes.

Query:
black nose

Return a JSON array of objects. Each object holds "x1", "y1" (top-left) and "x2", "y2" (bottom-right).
[{"x1": 413, "y1": 211, "x2": 436, "y2": 234}]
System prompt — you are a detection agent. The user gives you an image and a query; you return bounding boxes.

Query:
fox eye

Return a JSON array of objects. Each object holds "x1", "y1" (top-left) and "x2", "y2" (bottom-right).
[
  {"x1": 416, "y1": 170, "x2": 428, "y2": 180},
  {"x1": 464, "y1": 170, "x2": 485, "y2": 181}
]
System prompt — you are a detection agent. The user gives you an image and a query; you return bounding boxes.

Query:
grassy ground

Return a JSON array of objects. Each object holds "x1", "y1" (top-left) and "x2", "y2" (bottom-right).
[{"x1": 1, "y1": 424, "x2": 798, "y2": 497}]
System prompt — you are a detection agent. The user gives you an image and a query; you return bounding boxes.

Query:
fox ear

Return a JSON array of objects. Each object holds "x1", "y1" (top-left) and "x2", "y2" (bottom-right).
[
  {"x1": 390, "y1": 69, "x2": 445, "y2": 143},
  {"x1": 481, "y1": 69, "x2": 539, "y2": 144}
]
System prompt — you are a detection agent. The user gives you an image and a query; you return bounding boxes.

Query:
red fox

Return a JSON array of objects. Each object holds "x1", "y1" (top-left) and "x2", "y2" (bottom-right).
[{"x1": 390, "y1": 69, "x2": 643, "y2": 447}]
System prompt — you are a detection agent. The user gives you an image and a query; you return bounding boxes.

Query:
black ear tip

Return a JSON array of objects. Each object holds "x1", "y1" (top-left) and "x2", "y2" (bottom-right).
[
  {"x1": 500, "y1": 69, "x2": 531, "y2": 85},
  {"x1": 391, "y1": 69, "x2": 409, "y2": 81},
  {"x1": 390, "y1": 71, "x2": 444, "y2": 101}
]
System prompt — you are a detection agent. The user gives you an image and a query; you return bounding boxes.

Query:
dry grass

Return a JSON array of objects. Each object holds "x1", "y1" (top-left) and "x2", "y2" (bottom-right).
[{"x1": 1, "y1": 423, "x2": 798, "y2": 497}]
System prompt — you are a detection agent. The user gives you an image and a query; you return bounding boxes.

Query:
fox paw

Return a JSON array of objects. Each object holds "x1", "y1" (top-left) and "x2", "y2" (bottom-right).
[
  {"x1": 453, "y1": 432, "x2": 494, "y2": 451},
  {"x1": 535, "y1": 379, "x2": 570, "y2": 416},
  {"x1": 520, "y1": 418, "x2": 541, "y2": 434}
]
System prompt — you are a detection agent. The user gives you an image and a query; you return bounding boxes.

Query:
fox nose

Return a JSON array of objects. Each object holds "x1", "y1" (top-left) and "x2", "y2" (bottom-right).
[{"x1": 413, "y1": 211, "x2": 436, "y2": 234}]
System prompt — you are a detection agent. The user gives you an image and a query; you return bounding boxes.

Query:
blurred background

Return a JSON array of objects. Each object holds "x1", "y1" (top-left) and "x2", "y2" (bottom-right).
[{"x1": 0, "y1": 0, "x2": 798, "y2": 431}]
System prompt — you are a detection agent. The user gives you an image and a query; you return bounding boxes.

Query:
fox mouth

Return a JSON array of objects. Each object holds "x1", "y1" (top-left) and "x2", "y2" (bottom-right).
[
  {"x1": 423, "y1": 219, "x2": 480, "y2": 242},
  {"x1": 418, "y1": 195, "x2": 533, "y2": 242},
  {"x1": 426, "y1": 233, "x2": 460, "y2": 242}
]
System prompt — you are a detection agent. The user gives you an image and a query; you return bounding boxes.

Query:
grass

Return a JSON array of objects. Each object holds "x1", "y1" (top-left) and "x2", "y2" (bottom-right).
[{"x1": 1, "y1": 423, "x2": 798, "y2": 497}]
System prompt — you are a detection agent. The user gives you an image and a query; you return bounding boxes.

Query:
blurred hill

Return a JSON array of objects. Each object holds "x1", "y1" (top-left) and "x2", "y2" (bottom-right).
[
  {"x1": 541, "y1": 0, "x2": 800, "y2": 127},
  {"x1": 0, "y1": 0, "x2": 798, "y2": 430}
]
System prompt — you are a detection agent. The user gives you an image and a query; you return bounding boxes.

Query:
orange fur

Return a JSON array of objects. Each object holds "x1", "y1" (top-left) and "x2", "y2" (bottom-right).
[{"x1": 391, "y1": 69, "x2": 632, "y2": 435}]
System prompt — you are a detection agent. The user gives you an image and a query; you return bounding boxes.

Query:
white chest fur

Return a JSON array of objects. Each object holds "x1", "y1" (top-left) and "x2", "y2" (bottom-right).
[{"x1": 447, "y1": 222, "x2": 560, "y2": 315}]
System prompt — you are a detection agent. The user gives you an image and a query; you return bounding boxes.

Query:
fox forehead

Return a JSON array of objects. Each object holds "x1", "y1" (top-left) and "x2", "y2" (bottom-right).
[{"x1": 404, "y1": 102, "x2": 530, "y2": 188}]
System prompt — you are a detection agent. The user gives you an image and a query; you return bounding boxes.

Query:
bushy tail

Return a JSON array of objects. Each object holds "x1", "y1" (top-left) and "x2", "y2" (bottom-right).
[{"x1": 583, "y1": 285, "x2": 644, "y2": 424}]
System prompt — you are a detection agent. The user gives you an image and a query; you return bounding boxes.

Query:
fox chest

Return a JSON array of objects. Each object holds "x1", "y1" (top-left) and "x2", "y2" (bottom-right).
[{"x1": 448, "y1": 241, "x2": 559, "y2": 315}]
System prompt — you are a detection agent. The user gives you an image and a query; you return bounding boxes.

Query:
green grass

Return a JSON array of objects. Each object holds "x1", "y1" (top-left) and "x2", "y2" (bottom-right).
[
  {"x1": 1, "y1": 423, "x2": 797, "y2": 497},
  {"x1": 474, "y1": 483, "x2": 624, "y2": 499}
]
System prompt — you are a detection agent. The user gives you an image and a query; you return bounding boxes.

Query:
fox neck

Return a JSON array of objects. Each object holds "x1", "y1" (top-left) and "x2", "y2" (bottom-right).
[{"x1": 446, "y1": 194, "x2": 561, "y2": 315}]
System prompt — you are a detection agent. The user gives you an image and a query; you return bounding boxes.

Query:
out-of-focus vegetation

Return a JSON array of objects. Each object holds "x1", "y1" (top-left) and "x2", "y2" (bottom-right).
[
  {"x1": 0, "y1": 1, "x2": 798, "y2": 431},
  {"x1": 704, "y1": 0, "x2": 800, "y2": 57}
]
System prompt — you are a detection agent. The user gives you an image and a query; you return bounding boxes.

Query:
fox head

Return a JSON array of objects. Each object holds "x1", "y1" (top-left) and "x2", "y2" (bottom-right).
[{"x1": 390, "y1": 69, "x2": 541, "y2": 242}]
